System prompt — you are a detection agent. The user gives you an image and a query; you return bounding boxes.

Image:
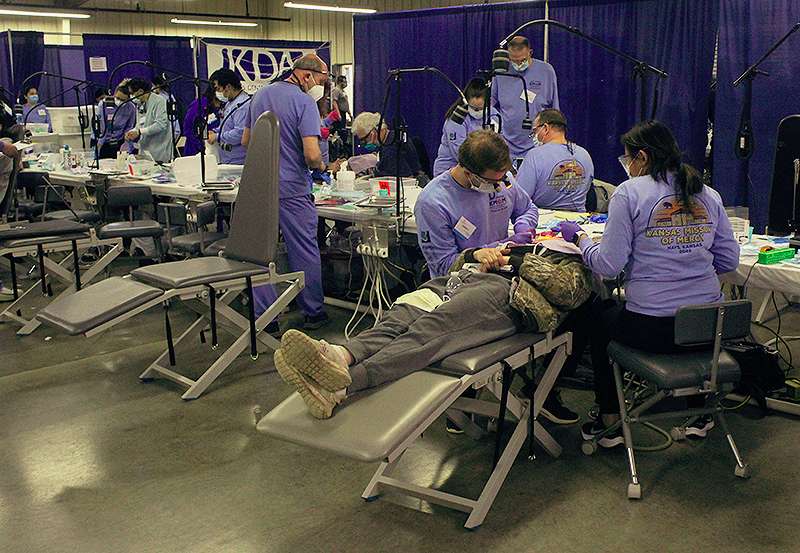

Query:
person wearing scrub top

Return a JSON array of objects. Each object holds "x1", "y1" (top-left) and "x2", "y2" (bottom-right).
[
  {"x1": 242, "y1": 53, "x2": 342, "y2": 331},
  {"x1": 21, "y1": 86, "x2": 53, "y2": 132},
  {"x1": 432, "y1": 78, "x2": 497, "y2": 177},
  {"x1": 209, "y1": 68, "x2": 249, "y2": 165},
  {"x1": 124, "y1": 77, "x2": 173, "y2": 164},
  {"x1": 182, "y1": 85, "x2": 222, "y2": 157},
  {"x1": 490, "y1": 35, "x2": 559, "y2": 165}
]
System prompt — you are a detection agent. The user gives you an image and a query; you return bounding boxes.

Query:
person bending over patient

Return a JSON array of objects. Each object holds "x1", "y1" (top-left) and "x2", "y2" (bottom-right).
[{"x1": 559, "y1": 120, "x2": 739, "y2": 447}]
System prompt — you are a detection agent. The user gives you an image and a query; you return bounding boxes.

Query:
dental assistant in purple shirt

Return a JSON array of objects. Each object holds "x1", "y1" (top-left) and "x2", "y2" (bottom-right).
[
  {"x1": 559, "y1": 121, "x2": 739, "y2": 447},
  {"x1": 242, "y1": 53, "x2": 337, "y2": 331}
]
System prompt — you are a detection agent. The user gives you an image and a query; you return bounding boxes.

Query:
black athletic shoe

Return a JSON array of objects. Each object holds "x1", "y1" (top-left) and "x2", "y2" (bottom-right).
[
  {"x1": 685, "y1": 415, "x2": 715, "y2": 438},
  {"x1": 581, "y1": 420, "x2": 625, "y2": 448},
  {"x1": 540, "y1": 392, "x2": 580, "y2": 425},
  {"x1": 303, "y1": 312, "x2": 331, "y2": 330}
]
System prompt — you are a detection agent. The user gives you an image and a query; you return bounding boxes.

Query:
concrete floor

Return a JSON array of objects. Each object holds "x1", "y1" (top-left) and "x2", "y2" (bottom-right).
[{"x1": 1, "y1": 266, "x2": 800, "y2": 553}]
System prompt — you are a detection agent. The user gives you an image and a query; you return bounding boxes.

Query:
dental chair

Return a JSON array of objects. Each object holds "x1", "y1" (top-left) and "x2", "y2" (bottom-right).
[
  {"x1": 35, "y1": 112, "x2": 304, "y2": 399},
  {"x1": 257, "y1": 330, "x2": 573, "y2": 529}
]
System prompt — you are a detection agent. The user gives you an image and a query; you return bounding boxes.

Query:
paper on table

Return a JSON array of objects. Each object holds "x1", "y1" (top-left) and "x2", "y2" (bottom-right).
[{"x1": 537, "y1": 237, "x2": 582, "y2": 255}]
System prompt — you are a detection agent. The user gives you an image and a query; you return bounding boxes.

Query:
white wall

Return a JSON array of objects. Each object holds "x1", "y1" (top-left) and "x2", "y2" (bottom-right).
[{"x1": 0, "y1": 0, "x2": 508, "y2": 65}]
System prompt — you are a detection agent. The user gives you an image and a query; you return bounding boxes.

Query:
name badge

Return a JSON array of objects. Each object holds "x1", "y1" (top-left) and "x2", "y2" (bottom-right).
[
  {"x1": 38, "y1": 109, "x2": 47, "y2": 116},
  {"x1": 520, "y1": 89, "x2": 537, "y2": 103},
  {"x1": 454, "y1": 216, "x2": 477, "y2": 240}
]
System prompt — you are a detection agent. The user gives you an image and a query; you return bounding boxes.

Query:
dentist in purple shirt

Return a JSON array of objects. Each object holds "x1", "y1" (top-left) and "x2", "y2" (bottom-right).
[
  {"x1": 415, "y1": 129, "x2": 539, "y2": 278},
  {"x1": 21, "y1": 86, "x2": 53, "y2": 132},
  {"x1": 560, "y1": 121, "x2": 740, "y2": 447},
  {"x1": 242, "y1": 53, "x2": 335, "y2": 331}
]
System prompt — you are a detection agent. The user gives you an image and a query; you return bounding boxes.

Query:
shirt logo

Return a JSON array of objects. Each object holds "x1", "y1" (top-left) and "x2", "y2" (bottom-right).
[
  {"x1": 528, "y1": 80, "x2": 542, "y2": 88},
  {"x1": 489, "y1": 193, "x2": 509, "y2": 213},
  {"x1": 645, "y1": 195, "x2": 713, "y2": 253},
  {"x1": 547, "y1": 159, "x2": 585, "y2": 191},
  {"x1": 448, "y1": 132, "x2": 456, "y2": 141},
  {"x1": 420, "y1": 230, "x2": 430, "y2": 243}
]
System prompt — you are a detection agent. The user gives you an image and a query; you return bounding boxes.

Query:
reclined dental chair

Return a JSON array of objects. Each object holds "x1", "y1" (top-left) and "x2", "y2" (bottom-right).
[
  {"x1": 257, "y1": 330, "x2": 573, "y2": 529},
  {"x1": 35, "y1": 112, "x2": 305, "y2": 399}
]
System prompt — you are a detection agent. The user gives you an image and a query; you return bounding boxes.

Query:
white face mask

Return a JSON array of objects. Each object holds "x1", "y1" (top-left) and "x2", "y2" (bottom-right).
[
  {"x1": 114, "y1": 98, "x2": 123, "y2": 107},
  {"x1": 307, "y1": 84, "x2": 325, "y2": 102},
  {"x1": 132, "y1": 97, "x2": 142, "y2": 107},
  {"x1": 512, "y1": 60, "x2": 530, "y2": 72},
  {"x1": 468, "y1": 107, "x2": 483, "y2": 119},
  {"x1": 215, "y1": 91, "x2": 227, "y2": 103},
  {"x1": 532, "y1": 132, "x2": 543, "y2": 148},
  {"x1": 468, "y1": 174, "x2": 502, "y2": 194}
]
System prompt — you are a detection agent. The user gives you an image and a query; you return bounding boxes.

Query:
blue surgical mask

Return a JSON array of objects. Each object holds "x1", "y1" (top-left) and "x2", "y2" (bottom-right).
[
  {"x1": 28, "y1": 95, "x2": 39, "y2": 104},
  {"x1": 512, "y1": 60, "x2": 530, "y2": 72}
]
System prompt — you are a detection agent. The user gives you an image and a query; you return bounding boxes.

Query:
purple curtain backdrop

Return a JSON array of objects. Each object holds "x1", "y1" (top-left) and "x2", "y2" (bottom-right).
[
  {"x1": 354, "y1": 0, "x2": 716, "y2": 183},
  {"x1": 354, "y1": 1, "x2": 546, "y2": 167},
  {"x1": 713, "y1": 0, "x2": 800, "y2": 231},
  {"x1": 0, "y1": 31, "x2": 45, "y2": 103},
  {"x1": 548, "y1": 0, "x2": 718, "y2": 184},
  {"x1": 40, "y1": 45, "x2": 87, "y2": 107},
  {"x1": 82, "y1": 34, "x2": 195, "y2": 110}
]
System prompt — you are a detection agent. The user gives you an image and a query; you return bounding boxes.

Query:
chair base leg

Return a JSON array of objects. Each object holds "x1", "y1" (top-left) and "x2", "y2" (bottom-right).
[{"x1": 715, "y1": 410, "x2": 751, "y2": 479}]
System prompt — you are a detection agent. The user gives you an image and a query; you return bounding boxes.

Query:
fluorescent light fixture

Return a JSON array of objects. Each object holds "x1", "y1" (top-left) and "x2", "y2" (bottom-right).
[
  {"x1": 0, "y1": 8, "x2": 90, "y2": 19},
  {"x1": 284, "y1": 2, "x2": 377, "y2": 14},
  {"x1": 170, "y1": 17, "x2": 259, "y2": 27}
]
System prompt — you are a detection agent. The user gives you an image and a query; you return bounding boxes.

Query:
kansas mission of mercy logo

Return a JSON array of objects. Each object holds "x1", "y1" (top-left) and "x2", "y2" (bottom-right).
[{"x1": 645, "y1": 195, "x2": 712, "y2": 253}]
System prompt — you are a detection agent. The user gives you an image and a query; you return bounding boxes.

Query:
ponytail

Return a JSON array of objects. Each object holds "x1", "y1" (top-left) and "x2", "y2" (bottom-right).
[{"x1": 621, "y1": 120, "x2": 703, "y2": 208}]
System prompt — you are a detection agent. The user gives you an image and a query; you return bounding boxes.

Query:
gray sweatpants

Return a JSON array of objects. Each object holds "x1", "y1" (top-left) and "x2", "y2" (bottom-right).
[{"x1": 344, "y1": 272, "x2": 523, "y2": 393}]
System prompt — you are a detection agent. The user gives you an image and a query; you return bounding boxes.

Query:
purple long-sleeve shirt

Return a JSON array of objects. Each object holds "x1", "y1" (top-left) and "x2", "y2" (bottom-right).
[
  {"x1": 98, "y1": 100, "x2": 137, "y2": 150},
  {"x1": 579, "y1": 174, "x2": 739, "y2": 317},
  {"x1": 415, "y1": 170, "x2": 539, "y2": 277},
  {"x1": 490, "y1": 59, "x2": 559, "y2": 159},
  {"x1": 182, "y1": 97, "x2": 221, "y2": 157}
]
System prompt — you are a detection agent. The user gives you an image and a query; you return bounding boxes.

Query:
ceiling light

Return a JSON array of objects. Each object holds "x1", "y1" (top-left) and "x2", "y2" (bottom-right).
[
  {"x1": 0, "y1": 8, "x2": 90, "y2": 19},
  {"x1": 283, "y1": 2, "x2": 376, "y2": 14},
  {"x1": 170, "y1": 18, "x2": 259, "y2": 27}
]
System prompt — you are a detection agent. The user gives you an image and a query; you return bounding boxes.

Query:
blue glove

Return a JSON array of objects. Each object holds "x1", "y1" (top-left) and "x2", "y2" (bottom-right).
[
  {"x1": 559, "y1": 221, "x2": 583, "y2": 244},
  {"x1": 507, "y1": 229, "x2": 536, "y2": 244}
]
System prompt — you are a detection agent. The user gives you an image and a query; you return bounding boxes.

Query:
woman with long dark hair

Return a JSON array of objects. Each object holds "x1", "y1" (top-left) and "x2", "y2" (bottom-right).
[{"x1": 559, "y1": 120, "x2": 740, "y2": 446}]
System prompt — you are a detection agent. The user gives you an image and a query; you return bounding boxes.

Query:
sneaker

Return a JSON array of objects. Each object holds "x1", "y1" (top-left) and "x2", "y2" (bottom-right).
[
  {"x1": 685, "y1": 415, "x2": 715, "y2": 438},
  {"x1": 540, "y1": 391, "x2": 580, "y2": 425},
  {"x1": 0, "y1": 286, "x2": 17, "y2": 302},
  {"x1": 280, "y1": 329, "x2": 352, "y2": 391},
  {"x1": 274, "y1": 348, "x2": 341, "y2": 419},
  {"x1": 581, "y1": 420, "x2": 625, "y2": 448},
  {"x1": 445, "y1": 419, "x2": 464, "y2": 435},
  {"x1": 303, "y1": 311, "x2": 331, "y2": 330}
]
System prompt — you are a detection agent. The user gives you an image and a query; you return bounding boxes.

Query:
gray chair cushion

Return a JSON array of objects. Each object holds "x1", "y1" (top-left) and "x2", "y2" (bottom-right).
[
  {"x1": 0, "y1": 232, "x2": 90, "y2": 249},
  {"x1": 0, "y1": 219, "x2": 89, "y2": 241},
  {"x1": 36, "y1": 276, "x2": 164, "y2": 335},
  {"x1": 257, "y1": 372, "x2": 461, "y2": 462},
  {"x1": 131, "y1": 256, "x2": 269, "y2": 289},
  {"x1": 98, "y1": 220, "x2": 164, "y2": 239},
  {"x1": 44, "y1": 209, "x2": 103, "y2": 224},
  {"x1": 608, "y1": 341, "x2": 741, "y2": 389},
  {"x1": 434, "y1": 333, "x2": 546, "y2": 376},
  {"x1": 171, "y1": 231, "x2": 227, "y2": 255},
  {"x1": 204, "y1": 238, "x2": 227, "y2": 256}
]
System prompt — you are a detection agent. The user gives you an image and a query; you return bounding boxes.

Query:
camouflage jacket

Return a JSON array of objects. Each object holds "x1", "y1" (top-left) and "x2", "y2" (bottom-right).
[{"x1": 449, "y1": 249, "x2": 592, "y2": 333}]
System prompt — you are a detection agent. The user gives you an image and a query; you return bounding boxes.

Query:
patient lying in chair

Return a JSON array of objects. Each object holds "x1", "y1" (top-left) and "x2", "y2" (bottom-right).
[{"x1": 274, "y1": 245, "x2": 593, "y2": 418}]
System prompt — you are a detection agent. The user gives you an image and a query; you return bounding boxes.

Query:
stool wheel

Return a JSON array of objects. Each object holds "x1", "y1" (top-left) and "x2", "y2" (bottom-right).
[
  {"x1": 735, "y1": 464, "x2": 752, "y2": 479},
  {"x1": 670, "y1": 426, "x2": 686, "y2": 441},
  {"x1": 627, "y1": 483, "x2": 642, "y2": 500},
  {"x1": 581, "y1": 440, "x2": 597, "y2": 456}
]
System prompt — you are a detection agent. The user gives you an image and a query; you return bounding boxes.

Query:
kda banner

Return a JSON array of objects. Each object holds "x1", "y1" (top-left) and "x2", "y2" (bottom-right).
[{"x1": 205, "y1": 43, "x2": 317, "y2": 93}]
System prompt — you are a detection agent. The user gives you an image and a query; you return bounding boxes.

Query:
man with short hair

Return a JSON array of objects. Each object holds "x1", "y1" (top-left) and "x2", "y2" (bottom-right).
[
  {"x1": 491, "y1": 35, "x2": 560, "y2": 165},
  {"x1": 414, "y1": 129, "x2": 538, "y2": 278},
  {"x1": 124, "y1": 77, "x2": 173, "y2": 163},
  {"x1": 242, "y1": 54, "x2": 337, "y2": 330},
  {"x1": 209, "y1": 68, "x2": 249, "y2": 165},
  {"x1": 331, "y1": 75, "x2": 350, "y2": 123},
  {"x1": 516, "y1": 109, "x2": 594, "y2": 211}
]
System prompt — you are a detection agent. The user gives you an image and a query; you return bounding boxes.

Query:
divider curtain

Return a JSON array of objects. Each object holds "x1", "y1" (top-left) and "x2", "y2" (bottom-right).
[
  {"x1": 0, "y1": 31, "x2": 45, "y2": 103},
  {"x1": 40, "y1": 46, "x2": 86, "y2": 107},
  {"x1": 714, "y1": 0, "x2": 800, "y2": 231}
]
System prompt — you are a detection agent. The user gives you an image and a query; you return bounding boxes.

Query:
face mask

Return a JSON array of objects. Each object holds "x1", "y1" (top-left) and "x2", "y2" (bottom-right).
[
  {"x1": 468, "y1": 107, "x2": 483, "y2": 119},
  {"x1": 132, "y1": 97, "x2": 142, "y2": 106},
  {"x1": 619, "y1": 155, "x2": 637, "y2": 178},
  {"x1": 512, "y1": 60, "x2": 530, "y2": 72},
  {"x1": 28, "y1": 95, "x2": 39, "y2": 104},
  {"x1": 468, "y1": 174, "x2": 502, "y2": 194},
  {"x1": 532, "y1": 132, "x2": 543, "y2": 148},
  {"x1": 114, "y1": 98, "x2": 123, "y2": 107},
  {"x1": 215, "y1": 91, "x2": 227, "y2": 103},
  {"x1": 307, "y1": 84, "x2": 325, "y2": 102}
]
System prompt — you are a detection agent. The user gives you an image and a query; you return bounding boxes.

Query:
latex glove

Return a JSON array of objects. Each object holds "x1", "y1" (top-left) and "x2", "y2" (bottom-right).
[
  {"x1": 559, "y1": 221, "x2": 583, "y2": 244},
  {"x1": 507, "y1": 229, "x2": 535, "y2": 245},
  {"x1": 320, "y1": 127, "x2": 331, "y2": 140}
]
